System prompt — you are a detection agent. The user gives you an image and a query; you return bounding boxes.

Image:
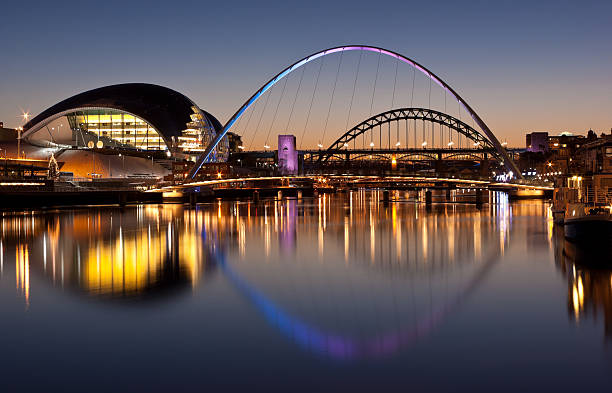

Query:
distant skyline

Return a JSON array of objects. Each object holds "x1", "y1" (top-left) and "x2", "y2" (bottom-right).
[{"x1": 1, "y1": 0, "x2": 611, "y2": 146}]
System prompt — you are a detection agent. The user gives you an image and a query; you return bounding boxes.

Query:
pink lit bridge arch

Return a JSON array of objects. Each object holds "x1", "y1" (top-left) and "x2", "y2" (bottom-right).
[{"x1": 188, "y1": 45, "x2": 521, "y2": 179}]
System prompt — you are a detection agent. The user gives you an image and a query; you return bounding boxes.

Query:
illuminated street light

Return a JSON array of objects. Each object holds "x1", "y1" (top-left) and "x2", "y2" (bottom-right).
[
  {"x1": 317, "y1": 143, "x2": 323, "y2": 149},
  {"x1": 217, "y1": 172, "x2": 222, "y2": 179},
  {"x1": 501, "y1": 141, "x2": 508, "y2": 147},
  {"x1": 343, "y1": 143, "x2": 348, "y2": 148},
  {"x1": 238, "y1": 145, "x2": 245, "y2": 150},
  {"x1": 448, "y1": 141, "x2": 454, "y2": 147},
  {"x1": 369, "y1": 141, "x2": 375, "y2": 147},
  {"x1": 264, "y1": 144, "x2": 270, "y2": 149},
  {"x1": 395, "y1": 141, "x2": 401, "y2": 147},
  {"x1": 421, "y1": 141, "x2": 427, "y2": 147},
  {"x1": 22, "y1": 112, "x2": 30, "y2": 122}
]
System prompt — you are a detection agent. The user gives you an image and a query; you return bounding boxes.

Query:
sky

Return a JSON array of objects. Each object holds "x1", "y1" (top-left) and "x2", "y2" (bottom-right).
[{"x1": 0, "y1": 0, "x2": 611, "y2": 147}]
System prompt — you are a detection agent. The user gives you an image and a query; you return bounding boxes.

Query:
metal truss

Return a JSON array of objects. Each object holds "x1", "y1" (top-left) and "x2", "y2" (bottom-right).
[{"x1": 324, "y1": 108, "x2": 496, "y2": 162}]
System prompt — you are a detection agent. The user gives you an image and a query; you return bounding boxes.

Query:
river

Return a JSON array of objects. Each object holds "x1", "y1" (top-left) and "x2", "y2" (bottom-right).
[{"x1": 0, "y1": 191, "x2": 610, "y2": 392}]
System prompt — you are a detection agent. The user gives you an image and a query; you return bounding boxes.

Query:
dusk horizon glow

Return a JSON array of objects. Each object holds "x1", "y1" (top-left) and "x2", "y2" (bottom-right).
[{"x1": 1, "y1": 0, "x2": 611, "y2": 146}]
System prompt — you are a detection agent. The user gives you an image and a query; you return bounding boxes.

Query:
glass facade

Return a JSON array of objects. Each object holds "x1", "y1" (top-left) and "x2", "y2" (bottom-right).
[
  {"x1": 67, "y1": 109, "x2": 166, "y2": 151},
  {"x1": 65, "y1": 107, "x2": 229, "y2": 161},
  {"x1": 179, "y1": 106, "x2": 229, "y2": 161}
]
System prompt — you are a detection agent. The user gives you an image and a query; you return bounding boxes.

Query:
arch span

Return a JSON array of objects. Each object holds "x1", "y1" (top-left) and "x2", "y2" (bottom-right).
[
  {"x1": 324, "y1": 107, "x2": 495, "y2": 160},
  {"x1": 189, "y1": 45, "x2": 521, "y2": 179}
]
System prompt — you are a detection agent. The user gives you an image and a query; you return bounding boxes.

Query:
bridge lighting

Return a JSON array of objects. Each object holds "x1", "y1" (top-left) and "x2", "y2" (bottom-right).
[
  {"x1": 547, "y1": 162, "x2": 553, "y2": 167},
  {"x1": 238, "y1": 145, "x2": 244, "y2": 150},
  {"x1": 217, "y1": 172, "x2": 222, "y2": 179},
  {"x1": 166, "y1": 150, "x2": 171, "y2": 157},
  {"x1": 391, "y1": 156, "x2": 397, "y2": 165},
  {"x1": 501, "y1": 141, "x2": 508, "y2": 147},
  {"x1": 447, "y1": 141, "x2": 454, "y2": 147},
  {"x1": 21, "y1": 112, "x2": 30, "y2": 122},
  {"x1": 369, "y1": 141, "x2": 375, "y2": 147},
  {"x1": 317, "y1": 143, "x2": 323, "y2": 149},
  {"x1": 343, "y1": 143, "x2": 348, "y2": 148},
  {"x1": 421, "y1": 141, "x2": 427, "y2": 147},
  {"x1": 264, "y1": 144, "x2": 270, "y2": 149},
  {"x1": 473, "y1": 141, "x2": 480, "y2": 147},
  {"x1": 395, "y1": 141, "x2": 401, "y2": 147}
]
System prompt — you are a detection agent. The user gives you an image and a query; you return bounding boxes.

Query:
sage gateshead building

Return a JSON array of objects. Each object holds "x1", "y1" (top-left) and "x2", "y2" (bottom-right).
[{"x1": 21, "y1": 83, "x2": 228, "y2": 161}]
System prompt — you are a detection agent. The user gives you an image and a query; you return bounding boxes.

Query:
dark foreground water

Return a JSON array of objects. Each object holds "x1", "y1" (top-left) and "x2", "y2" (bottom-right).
[{"x1": 1, "y1": 191, "x2": 610, "y2": 392}]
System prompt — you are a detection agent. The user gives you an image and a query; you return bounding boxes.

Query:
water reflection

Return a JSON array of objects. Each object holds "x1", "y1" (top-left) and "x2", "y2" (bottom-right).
[
  {"x1": 554, "y1": 226, "x2": 612, "y2": 339},
  {"x1": 1, "y1": 206, "x2": 215, "y2": 301},
  {"x1": 0, "y1": 192, "x2": 556, "y2": 360}
]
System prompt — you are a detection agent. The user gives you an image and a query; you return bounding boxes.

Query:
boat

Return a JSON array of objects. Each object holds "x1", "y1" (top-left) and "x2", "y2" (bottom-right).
[
  {"x1": 564, "y1": 205, "x2": 612, "y2": 248},
  {"x1": 553, "y1": 174, "x2": 611, "y2": 247},
  {"x1": 554, "y1": 136, "x2": 612, "y2": 256}
]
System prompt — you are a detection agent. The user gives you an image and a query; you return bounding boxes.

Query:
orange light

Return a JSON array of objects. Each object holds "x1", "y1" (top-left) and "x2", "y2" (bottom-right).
[{"x1": 217, "y1": 172, "x2": 222, "y2": 179}]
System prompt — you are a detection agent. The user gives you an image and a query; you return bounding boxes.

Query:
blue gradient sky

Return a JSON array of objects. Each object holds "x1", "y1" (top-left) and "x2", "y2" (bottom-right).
[{"x1": 1, "y1": 0, "x2": 610, "y2": 145}]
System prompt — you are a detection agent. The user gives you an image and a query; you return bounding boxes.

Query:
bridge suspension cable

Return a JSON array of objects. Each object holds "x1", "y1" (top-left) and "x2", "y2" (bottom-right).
[
  {"x1": 321, "y1": 51, "x2": 344, "y2": 147},
  {"x1": 300, "y1": 56, "x2": 324, "y2": 149},
  {"x1": 264, "y1": 77, "x2": 288, "y2": 148},
  {"x1": 345, "y1": 51, "x2": 362, "y2": 146},
  {"x1": 248, "y1": 89, "x2": 272, "y2": 150},
  {"x1": 284, "y1": 66, "x2": 305, "y2": 133}
]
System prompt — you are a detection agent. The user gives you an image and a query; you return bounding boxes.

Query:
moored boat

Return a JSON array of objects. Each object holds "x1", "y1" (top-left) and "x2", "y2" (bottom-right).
[{"x1": 564, "y1": 210, "x2": 612, "y2": 242}]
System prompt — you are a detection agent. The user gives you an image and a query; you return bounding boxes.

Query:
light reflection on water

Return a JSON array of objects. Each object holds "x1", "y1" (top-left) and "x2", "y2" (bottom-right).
[
  {"x1": 0, "y1": 191, "x2": 611, "y2": 391},
  {"x1": 553, "y1": 226, "x2": 612, "y2": 337}
]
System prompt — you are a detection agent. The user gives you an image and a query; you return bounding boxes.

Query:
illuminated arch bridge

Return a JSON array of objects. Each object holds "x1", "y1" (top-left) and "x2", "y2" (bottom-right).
[
  {"x1": 22, "y1": 83, "x2": 229, "y2": 161},
  {"x1": 314, "y1": 107, "x2": 502, "y2": 163},
  {"x1": 189, "y1": 45, "x2": 522, "y2": 179}
]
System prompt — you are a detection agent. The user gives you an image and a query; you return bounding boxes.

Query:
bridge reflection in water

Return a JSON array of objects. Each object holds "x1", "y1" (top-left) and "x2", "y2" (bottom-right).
[{"x1": 1, "y1": 192, "x2": 556, "y2": 359}]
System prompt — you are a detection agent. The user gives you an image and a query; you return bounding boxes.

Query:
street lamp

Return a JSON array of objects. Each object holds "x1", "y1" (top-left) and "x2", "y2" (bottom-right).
[{"x1": 16, "y1": 126, "x2": 23, "y2": 159}]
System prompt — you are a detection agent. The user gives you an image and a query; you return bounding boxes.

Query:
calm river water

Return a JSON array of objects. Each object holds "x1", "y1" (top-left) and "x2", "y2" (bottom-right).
[{"x1": 0, "y1": 191, "x2": 610, "y2": 392}]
